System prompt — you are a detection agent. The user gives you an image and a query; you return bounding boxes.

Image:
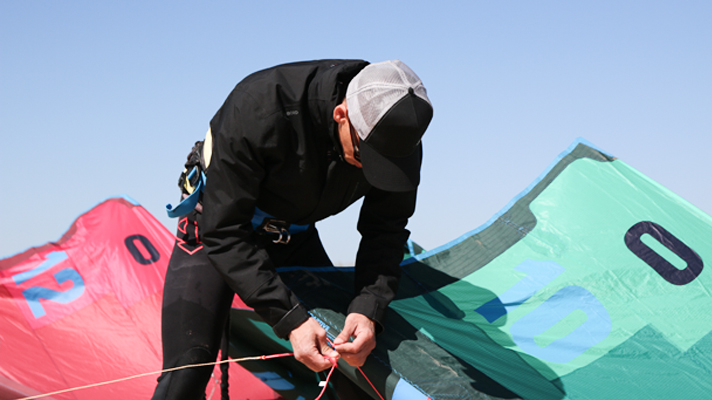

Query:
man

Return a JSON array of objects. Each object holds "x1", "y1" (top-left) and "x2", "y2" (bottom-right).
[{"x1": 153, "y1": 59, "x2": 433, "y2": 399}]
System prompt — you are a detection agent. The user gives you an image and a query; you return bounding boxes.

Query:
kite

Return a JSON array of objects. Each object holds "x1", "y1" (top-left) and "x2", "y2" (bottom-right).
[
  {"x1": 2, "y1": 138, "x2": 711, "y2": 399},
  {"x1": 259, "y1": 138, "x2": 712, "y2": 399},
  {"x1": 0, "y1": 197, "x2": 282, "y2": 399}
]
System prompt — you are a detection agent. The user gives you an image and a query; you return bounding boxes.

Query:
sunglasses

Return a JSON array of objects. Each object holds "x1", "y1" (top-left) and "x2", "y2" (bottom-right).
[{"x1": 349, "y1": 123, "x2": 361, "y2": 162}]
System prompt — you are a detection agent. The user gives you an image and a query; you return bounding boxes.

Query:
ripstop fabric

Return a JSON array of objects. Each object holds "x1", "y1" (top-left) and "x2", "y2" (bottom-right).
[
  {"x1": 273, "y1": 139, "x2": 712, "y2": 400},
  {"x1": 0, "y1": 197, "x2": 281, "y2": 400}
]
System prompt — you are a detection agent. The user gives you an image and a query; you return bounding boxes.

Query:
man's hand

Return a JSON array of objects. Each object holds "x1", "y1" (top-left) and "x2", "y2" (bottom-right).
[
  {"x1": 332, "y1": 313, "x2": 376, "y2": 367},
  {"x1": 289, "y1": 318, "x2": 339, "y2": 372}
]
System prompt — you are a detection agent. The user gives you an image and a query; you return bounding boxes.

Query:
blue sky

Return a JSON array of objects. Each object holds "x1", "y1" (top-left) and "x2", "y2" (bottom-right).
[{"x1": 2, "y1": 1, "x2": 711, "y2": 264}]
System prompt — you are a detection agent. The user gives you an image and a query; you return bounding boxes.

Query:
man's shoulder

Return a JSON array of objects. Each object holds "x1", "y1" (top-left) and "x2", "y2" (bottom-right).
[
  {"x1": 236, "y1": 59, "x2": 367, "y2": 90},
  {"x1": 224, "y1": 59, "x2": 367, "y2": 119},
  {"x1": 250, "y1": 59, "x2": 367, "y2": 76},
  {"x1": 209, "y1": 59, "x2": 369, "y2": 142}
]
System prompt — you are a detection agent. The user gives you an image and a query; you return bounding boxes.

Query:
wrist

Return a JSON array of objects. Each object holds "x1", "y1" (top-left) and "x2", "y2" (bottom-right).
[{"x1": 273, "y1": 303, "x2": 310, "y2": 340}]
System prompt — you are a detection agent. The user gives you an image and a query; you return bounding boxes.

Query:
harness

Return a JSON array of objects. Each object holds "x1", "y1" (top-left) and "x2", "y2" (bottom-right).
[
  {"x1": 251, "y1": 208, "x2": 309, "y2": 244},
  {"x1": 165, "y1": 130, "x2": 308, "y2": 244}
]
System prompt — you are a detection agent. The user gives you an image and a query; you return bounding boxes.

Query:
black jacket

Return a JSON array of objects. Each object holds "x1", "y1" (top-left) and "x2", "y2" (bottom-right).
[{"x1": 200, "y1": 59, "x2": 417, "y2": 339}]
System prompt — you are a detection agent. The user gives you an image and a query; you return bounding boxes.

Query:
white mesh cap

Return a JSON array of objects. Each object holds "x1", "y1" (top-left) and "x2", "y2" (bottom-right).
[
  {"x1": 346, "y1": 60, "x2": 432, "y2": 142},
  {"x1": 345, "y1": 60, "x2": 433, "y2": 192}
]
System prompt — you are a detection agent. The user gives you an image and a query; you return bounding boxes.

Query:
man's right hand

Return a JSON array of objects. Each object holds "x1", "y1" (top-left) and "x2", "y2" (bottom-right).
[{"x1": 289, "y1": 317, "x2": 339, "y2": 372}]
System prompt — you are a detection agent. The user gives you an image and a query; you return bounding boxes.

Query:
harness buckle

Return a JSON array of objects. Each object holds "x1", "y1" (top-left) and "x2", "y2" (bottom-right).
[{"x1": 263, "y1": 221, "x2": 291, "y2": 244}]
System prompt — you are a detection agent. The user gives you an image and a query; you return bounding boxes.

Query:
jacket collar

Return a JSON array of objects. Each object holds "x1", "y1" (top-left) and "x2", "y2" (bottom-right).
[{"x1": 307, "y1": 60, "x2": 369, "y2": 157}]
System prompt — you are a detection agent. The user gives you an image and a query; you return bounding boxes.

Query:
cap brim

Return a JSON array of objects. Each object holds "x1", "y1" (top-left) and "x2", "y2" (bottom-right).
[{"x1": 360, "y1": 140, "x2": 422, "y2": 192}]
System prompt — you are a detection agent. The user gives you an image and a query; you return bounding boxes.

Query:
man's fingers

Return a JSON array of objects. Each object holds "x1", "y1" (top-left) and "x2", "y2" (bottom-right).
[
  {"x1": 294, "y1": 338, "x2": 336, "y2": 371},
  {"x1": 332, "y1": 332, "x2": 349, "y2": 346},
  {"x1": 335, "y1": 345, "x2": 368, "y2": 368},
  {"x1": 290, "y1": 318, "x2": 339, "y2": 372},
  {"x1": 335, "y1": 334, "x2": 374, "y2": 354},
  {"x1": 333, "y1": 329, "x2": 374, "y2": 368},
  {"x1": 333, "y1": 313, "x2": 376, "y2": 367},
  {"x1": 295, "y1": 350, "x2": 332, "y2": 371},
  {"x1": 320, "y1": 341, "x2": 340, "y2": 361},
  {"x1": 333, "y1": 319, "x2": 356, "y2": 346},
  {"x1": 334, "y1": 341, "x2": 356, "y2": 354},
  {"x1": 336, "y1": 323, "x2": 374, "y2": 348}
]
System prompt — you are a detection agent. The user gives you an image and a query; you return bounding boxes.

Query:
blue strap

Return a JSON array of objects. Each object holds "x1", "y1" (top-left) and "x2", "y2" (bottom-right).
[
  {"x1": 251, "y1": 207, "x2": 310, "y2": 234},
  {"x1": 166, "y1": 168, "x2": 309, "y2": 236},
  {"x1": 166, "y1": 167, "x2": 206, "y2": 218}
]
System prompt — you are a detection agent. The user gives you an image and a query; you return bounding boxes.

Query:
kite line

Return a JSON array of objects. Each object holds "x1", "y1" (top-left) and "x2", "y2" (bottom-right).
[{"x1": 11, "y1": 351, "x2": 385, "y2": 400}]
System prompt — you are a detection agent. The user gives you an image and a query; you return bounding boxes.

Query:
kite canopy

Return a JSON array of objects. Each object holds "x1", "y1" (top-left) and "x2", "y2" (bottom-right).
[
  {"x1": 2, "y1": 138, "x2": 711, "y2": 400},
  {"x1": 0, "y1": 197, "x2": 281, "y2": 400},
  {"x1": 268, "y1": 139, "x2": 712, "y2": 399}
]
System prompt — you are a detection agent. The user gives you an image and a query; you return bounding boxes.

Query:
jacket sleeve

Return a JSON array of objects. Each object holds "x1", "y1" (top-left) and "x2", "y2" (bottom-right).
[
  {"x1": 200, "y1": 103, "x2": 309, "y2": 340},
  {"x1": 350, "y1": 187, "x2": 416, "y2": 333}
]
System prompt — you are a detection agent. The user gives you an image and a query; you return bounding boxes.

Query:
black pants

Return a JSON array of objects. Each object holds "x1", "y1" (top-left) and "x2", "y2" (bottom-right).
[{"x1": 151, "y1": 212, "x2": 371, "y2": 400}]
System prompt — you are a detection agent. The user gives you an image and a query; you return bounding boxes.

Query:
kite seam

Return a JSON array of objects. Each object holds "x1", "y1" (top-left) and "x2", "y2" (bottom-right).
[{"x1": 496, "y1": 216, "x2": 531, "y2": 238}]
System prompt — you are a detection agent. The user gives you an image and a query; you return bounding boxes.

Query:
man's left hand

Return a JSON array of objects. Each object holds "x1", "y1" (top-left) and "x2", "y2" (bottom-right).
[{"x1": 332, "y1": 313, "x2": 376, "y2": 367}]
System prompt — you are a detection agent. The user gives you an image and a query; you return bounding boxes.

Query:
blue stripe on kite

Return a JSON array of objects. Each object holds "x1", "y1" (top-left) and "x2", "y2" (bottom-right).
[
  {"x1": 392, "y1": 378, "x2": 428, "y2": 400},
  {"x1": 402, "y1": 137, "x2": 609, "y2": 266},
  {"x1": 475, "y1": 259, "x2": 565, "y2": 322},
  {"x1": 407, "y1": 239, "x2": 416, "y2": 257},
  {"x1": 251, "y1": 371, "x2": 296, "y2": 390},
  {"x1": 120, "y1": 195, "x2": 140, "y2": 205},
  {"x1": 510, "y1": 285, "x2": 612, "y2": 364},
  {"x1": 23, "y1": 268, "x2": 86, "y2": 318},
  {"x1": 13, "y1": 251, "x2": 68, "y2": 284}
]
